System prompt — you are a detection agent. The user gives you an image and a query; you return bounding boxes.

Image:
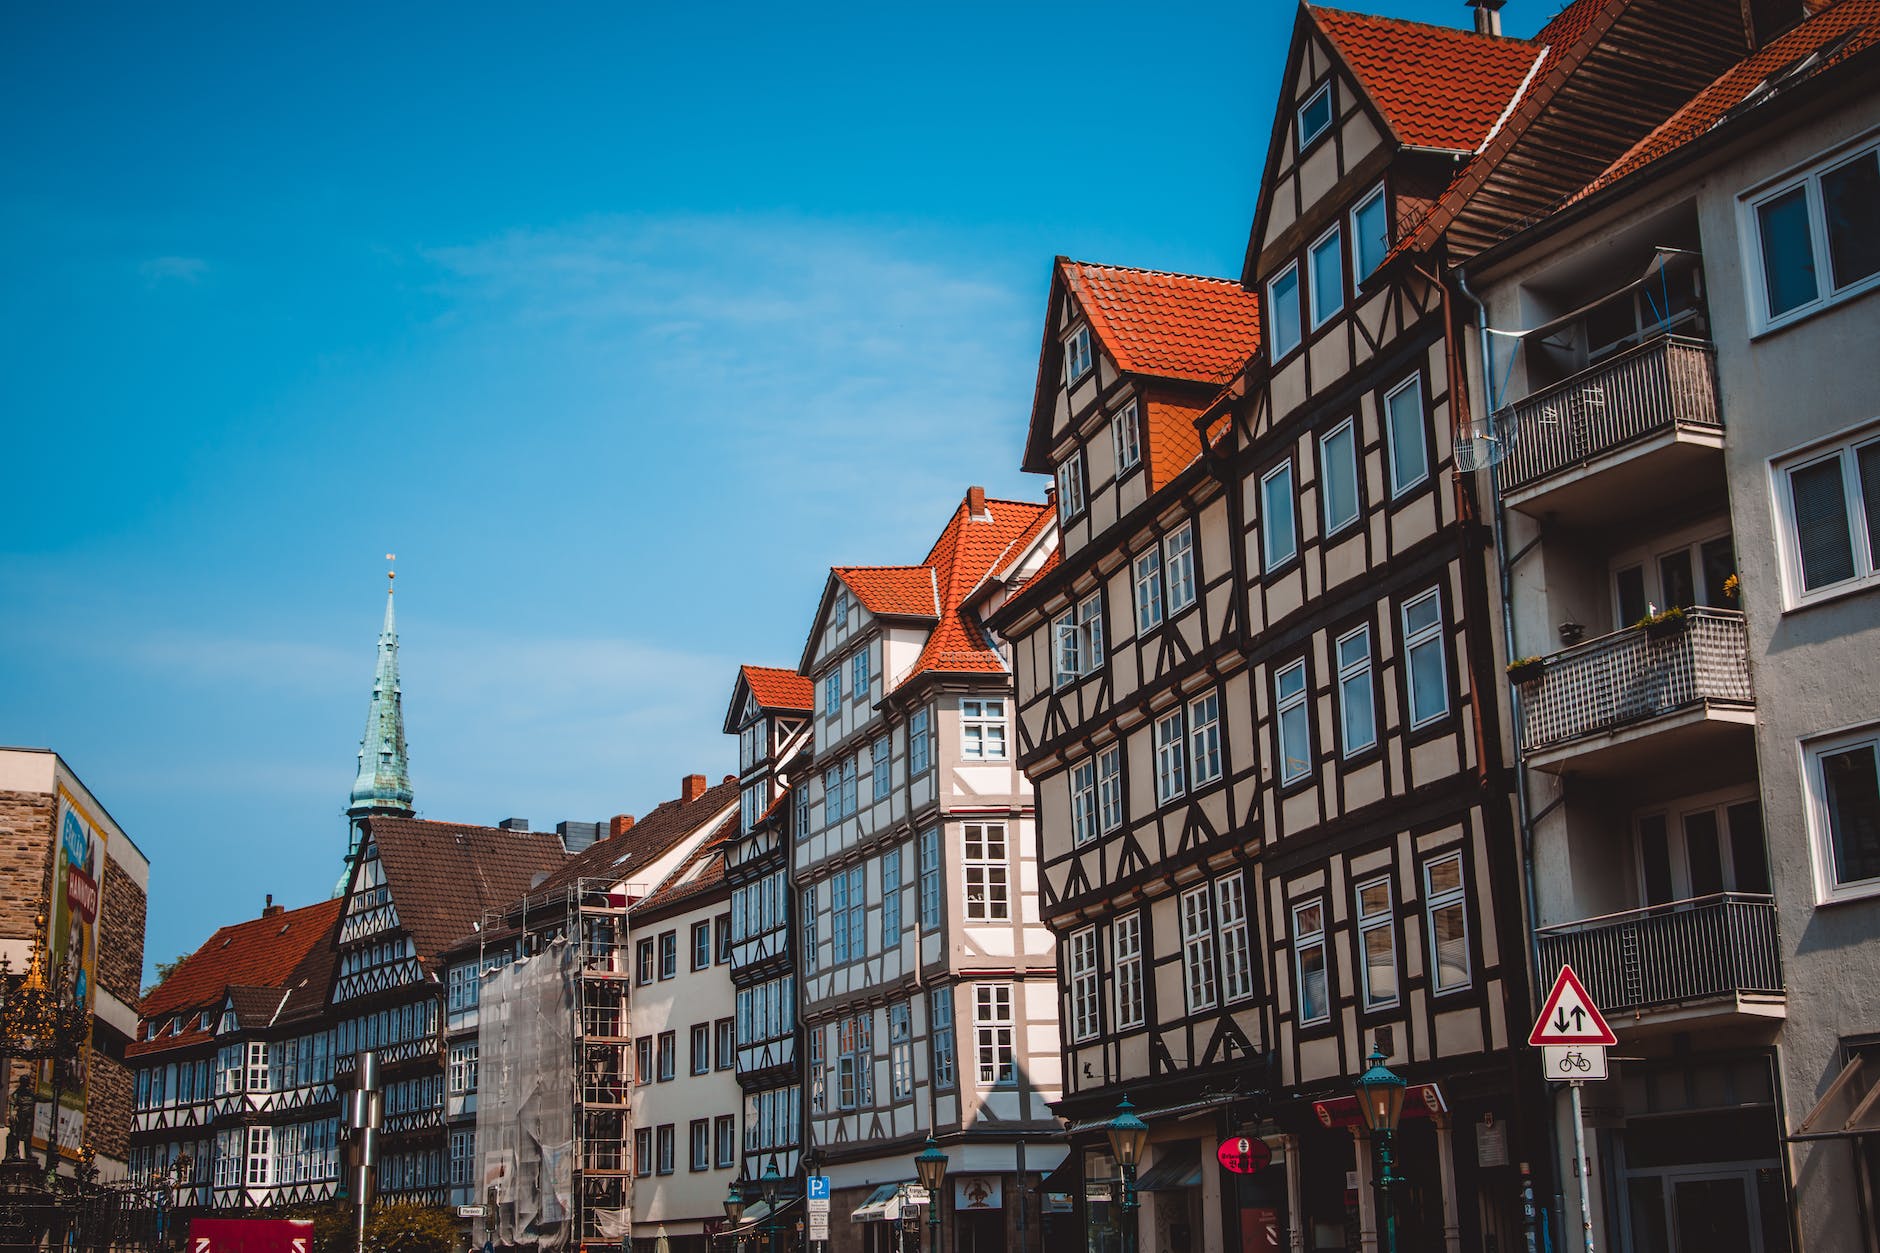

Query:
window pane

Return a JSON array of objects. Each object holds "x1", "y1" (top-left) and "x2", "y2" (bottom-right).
[
  {"x1": 1821, "y1": 152, "x2": 1880, "y2": 291},
  {"x1": 1658, "y1": 548, "x2": 1695, "y2": 611},
  {"x1": 1639, "y1": 814, "x2": 1674, "y2": 906},
  {"x1": 1616, "y1": 564, "x2": 1648, "y2": 629},
  {"x1": 1758, "y1": 185, "x2": 1819, "y2": 316},
  {"x1": 1790, "y1": 457, "x2": 1857, "y2": 590},
  {"x1": 1701, "y1": 536, "x2": 1737, "y2": 606},
  {"x1": 1431, "y1": 902, "x2": 1469, "y2": 990},
  {"x1": 1263, "y1": 463, "x2": 1297, "y2": 568},
  {"x1": 1683, "y1": 809, "x2": 1725, "y2": 898},
  {"x1": 1340, "y1": 670, "x2": 1376, "y2": 754},
  {"x1": 1353, "y1": 189, "x2": 1388, "y2": 280},
  {"x1": 1270, "y1": 266, "x2": 1302, "y2": 358},
  {"x1": 1363, "y1": 925, "x2": 1397, "y2": 1006},
  {"x1": 1279, "y1": 705, "x2": 1311, "y2": 782},
  {"x1": 1311, "y1": 230, "x2": 1344, "y2": 325},
  {"x1": 1822, "y1": 744, "x2": 1880, "y2": 887},
  {"x1": 1322, "y1": 422, "x2": 1359, "y2": 531},
  {"x1": 1859, "y1": 442, "x2": 1880, "y2": 570},
  {"x1": 1386, "y1": 381, "x2": 1428, "y2": 494},
  {"x1": 1299, "y1": 86, "x2": 1332, "y2": 145},
  {"x1": 1727, "y1": 802, "x2": 1771, "y2": 896},
  {"x1": 1298, "y1": 943, "x2": 1327, "y2": 1021},
  {"x1": 1408, "y1": 637, "x2": 1446, "y2": 725}
]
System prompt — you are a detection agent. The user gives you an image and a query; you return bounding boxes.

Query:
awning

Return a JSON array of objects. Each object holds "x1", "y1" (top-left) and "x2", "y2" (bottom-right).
[
  {"x1": 1791, "y1": 1053, "x2": 1880, "y2": 1141},
  {"x1": 1040, "y1": 1155, "x2": 1079, "y2": 1193},
  {"x1": 851, "y1": 1182, "x2": 910, "y2": 1222},
  {"x1": 1133, "y1": 1144, "x2": 1203, "y2": 1192}
]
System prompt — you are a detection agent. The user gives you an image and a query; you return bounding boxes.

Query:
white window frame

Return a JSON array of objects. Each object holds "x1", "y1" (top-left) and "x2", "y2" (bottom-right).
[
  {"x1": 1179, "y1": 884, "x2": 1218, "y2": 1012},
  {"x1": 1351, "y1": 183, "x2": 1389, "y2": 284},
  {"x1": 1267, "y1": 261, "x2": 1303, "y2": 361},
  {"x1": 1134, "y1": 547, "x2": 1165, "y2": 633},
  {"x1": 1293, "y1": 898, "x2": 1330, "y2": 1026},
  {"x1": 447, "y1": 1042, "x2": 479, "y2": 1094},
  {"x1": 962, "y1": 823, "x2": 1010, "y2": 922},
  {"x1": 1803, "y1": 724, "x2": 1880, "y2": 904},
  {"x1": 872, "y1": 734, "x2": 891, "y2": 801},
  {"x1": 1320, "y1": 416, "x2": 1361, "y2": 535},
  {"x1": 1216, "y1": 875, "x2": 1254, "y2": 1005},
  {"x1": 1070, "y1": 757, "x2": 1099, "y2": 846},
  {"x1": 1336, "y1": 624, "x2": 1377, "y2": 757},
  {"x1": 1057, "y1": 452, "x2": 1087, "y2": 523},
  {"x1": 1385, "y1": 374, "x2": 1430, "y2": 498},
  {"x1": 1771, "y1": 424, "x2": 1880, "y2": 607},
  {"x1": 1424, "y1": 852, "x2": 1472, "y2": 995},
  {"x1": 1297, "y1": 81, "x2": 1333, "y2": 148},
  {"x1": 961, "y1": 698, "x2": 1008, "y2": 760},
  {"x1": 1113, "y1": 399, "x2": 1142, "y2": 473},
  {"x1": 1188, "y1": 691, "x2": 1222, "y2": 787},
  {"x1": 1261, "y1": 460, "x2": 1298, "y2": 571},
  {"x1": 822, "y1": 669, "x2": 841, "y2": 719},
  {"x1": 1069, "y1": 927, "x2": 1101, "y2": 1043},
  {"x1": 1066, "y1": 324, "x2": 1094, "y2": 382},
  {"x1": 1112, "y1": 911, "x2": 1144, "y2": 1029},
  {"x1": 1155, "y1": 708, "x2": 1186, "y2": 804},
  {"x1": 1355, "y1": 877, "x2": 1398, "y2": 1010},
  {"x1": 1275, "y1": 658, "x2": 1312, "y2": 785},
  {"x1": 1739, "y1": 136, "x2": 1880, "y2": 335},
  {"x1": 974, "y1": 984, "x2": 1016, "y2": 1087},
  {"x1": 909, "y1": 707, "x2": 932, "y2": 776},
  {"x1": 851, "y1": 649, "x2": 869, "y2": 701},
  {"x1": 1163, "y1": 524, "x2": 1196, "y2": 614},
  {"x1": 1401, "y1": 587, "x2": 1450, "y2": 729},
  {"x1": 1078, "y1": 592, "x2": 1104, "y2": 672},
  {"x1": 1098, "y1": 745, "x2": 1125, "y2": 833},
  {"x1": 930, "y1": 987, "x2": 956, "y2": 1091},
  {"x1": 1309, "y1": 223, "x2": 1345, "y2": 329}
]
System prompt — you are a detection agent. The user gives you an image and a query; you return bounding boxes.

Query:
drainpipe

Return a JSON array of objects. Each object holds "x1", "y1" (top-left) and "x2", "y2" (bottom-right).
[{"x1": 1454, "y1": 264, "x2": 1565, "y2": 1242}]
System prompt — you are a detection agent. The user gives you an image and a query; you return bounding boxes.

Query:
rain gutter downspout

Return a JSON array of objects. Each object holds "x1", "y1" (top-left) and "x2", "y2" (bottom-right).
[{"x1": 1454, "y1": 262, "x2": 1562, "y2": 1242}]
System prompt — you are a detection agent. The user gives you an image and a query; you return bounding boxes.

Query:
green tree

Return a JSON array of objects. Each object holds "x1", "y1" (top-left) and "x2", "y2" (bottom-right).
[{"x1": 364, "y1": 1203, "x2": 460, "y2": 1253}]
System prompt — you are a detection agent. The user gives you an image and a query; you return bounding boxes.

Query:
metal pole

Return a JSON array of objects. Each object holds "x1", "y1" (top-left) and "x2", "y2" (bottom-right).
[
  {"x1": 1377, "y1": 1130, "x2": 1398, "y2": 1253},
  {"x1": 1569, "y1": 1082, "x2": 1593, "y2": 1253}
]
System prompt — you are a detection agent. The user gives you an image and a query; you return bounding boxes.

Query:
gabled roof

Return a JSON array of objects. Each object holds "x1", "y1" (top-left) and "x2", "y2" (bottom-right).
[
  {"x1": 632, "y1": 814, "x2": 736, "y2": 921},
  {"x1": 831, "y1": 566, "x2": 941, "y2": 619},
  {"x1": 1574, "y1": 0, "x2": 1880, "y2": 200},
  {"x1": 902, "y1": 494, "x2": 1056, "y2": 685},
  {"x1": 740, "y1": 665, "x2": 815, "y2": 713},
  {"x1": 1024, "y1": 258, "x2": 1261, "y2": 474},
  {"x1": 365, "y1": 816, "x2": 568, "y2": 965},
  {"x1": 1309, "y1": 7, "x2": 1542, "y2": 151},
  {"x1": 140, "y1": 898, "x2": 343, "y2": 1020},
  {"x1": 528, "y1": 776, "x2": 739, "y2": 901}
]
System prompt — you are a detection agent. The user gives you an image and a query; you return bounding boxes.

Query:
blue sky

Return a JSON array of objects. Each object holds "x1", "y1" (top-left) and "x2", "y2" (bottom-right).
[{"x1": 0, "y1": 1, "x2": 1558, "y2": 980}]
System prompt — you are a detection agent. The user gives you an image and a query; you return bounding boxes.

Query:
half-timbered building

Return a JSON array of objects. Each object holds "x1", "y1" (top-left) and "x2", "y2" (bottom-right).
[
  {"x1": 722, "y1": 665, "x2": 815, "y2": 1193},
  {"x1": 794, "y1": 488, "x2": 1066, "y2": 1252}
]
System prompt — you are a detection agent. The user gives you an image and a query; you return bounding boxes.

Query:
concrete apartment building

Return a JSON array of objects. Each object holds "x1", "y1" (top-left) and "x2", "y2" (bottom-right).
[
  {"x1": 0, "y1": 747, "x2": 150, "y2": 1176},
  {"x1": 1462, "y1": 2, "x2": 1880, "y2": 1248},
  {"x1": 793, "y1": 488, "x2": 1066, "y2": 1252}
]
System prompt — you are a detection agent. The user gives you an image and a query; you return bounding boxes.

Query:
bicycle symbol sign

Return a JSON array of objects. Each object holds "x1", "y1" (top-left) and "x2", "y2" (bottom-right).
[{"x1": 1542, "y1": 1044, "x2": 1609, "y2": 1082}]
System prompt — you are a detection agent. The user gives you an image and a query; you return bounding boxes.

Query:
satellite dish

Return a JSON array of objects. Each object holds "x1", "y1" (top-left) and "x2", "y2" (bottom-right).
[{"x1": 1454, "y1": 419, "x2": 1510, "y2": 473}]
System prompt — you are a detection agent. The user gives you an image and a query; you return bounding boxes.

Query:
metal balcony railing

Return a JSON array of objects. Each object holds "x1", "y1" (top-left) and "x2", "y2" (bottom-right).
[
  {"x1": 1517, "y1": 607, "x2": 1752, "y2": 753},
  {"x1": 1498, "y1": 335, "x2": 1721, "y2": 494},
  {"x1": 1535, "y1": 893, "x2": 1783, "y2": 1015}
]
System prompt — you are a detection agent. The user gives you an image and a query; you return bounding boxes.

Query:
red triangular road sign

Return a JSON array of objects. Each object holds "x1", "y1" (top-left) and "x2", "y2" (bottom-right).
[{"x1": 1528, "y1": 964, "x2": 1618, "y2": 1046}]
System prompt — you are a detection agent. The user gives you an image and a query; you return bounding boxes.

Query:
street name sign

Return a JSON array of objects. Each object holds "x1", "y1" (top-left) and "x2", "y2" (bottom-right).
[{"x1": 1527, "y1": 964, "x2": 1618, "y2": 1047}]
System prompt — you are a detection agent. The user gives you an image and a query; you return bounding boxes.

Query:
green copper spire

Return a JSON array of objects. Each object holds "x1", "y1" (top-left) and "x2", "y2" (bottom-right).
[{"x1": 348, "y1": 567, "x2": 414, "y2": 819}]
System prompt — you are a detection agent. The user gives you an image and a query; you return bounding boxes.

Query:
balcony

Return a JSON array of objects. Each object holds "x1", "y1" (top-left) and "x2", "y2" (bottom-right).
[
  {"x1": 1517, "y1": 607, "x2": 1754, "y2": 776},
  {"x1": 1535, "y1": 893, "x2": 1785, "y2": 1032},
  {"x1": 1498, "y1": 336, "x2": 1724, "y2": 525}
]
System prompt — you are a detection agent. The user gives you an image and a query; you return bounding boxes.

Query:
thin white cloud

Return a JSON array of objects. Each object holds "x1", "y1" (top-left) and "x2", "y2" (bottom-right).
[{"x1": 138, "y1": 255, "x2": 208, "y2": 284}]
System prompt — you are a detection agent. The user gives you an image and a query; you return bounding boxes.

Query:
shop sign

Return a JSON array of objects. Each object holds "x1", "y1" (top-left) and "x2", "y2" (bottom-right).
[
  {"x1": 1044, "y1": 1192, "x2": 1074, "y2": 1215},
  {"x1": 1216, "y1": 1136, "x2": 1272, "y2": 1175},
  {"x1": 954, "y1": 1177, "x2": 1001, "y2": 1210},
  {"x1": 1313, "y1": 1082, "x2": 1446, "y2": 1128},
  {"x1": 1475, "y1": 1114, "x2": 1509, "y2": 1168},
  {"x1": 1085, "y1": 1183, "x2": 1113, "y2": 1203}
]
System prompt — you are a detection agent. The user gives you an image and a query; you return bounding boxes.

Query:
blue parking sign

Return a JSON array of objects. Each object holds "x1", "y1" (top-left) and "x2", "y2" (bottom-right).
[{"x1": 807, "y1": 1176, "x2": 831, "y2": 1201}]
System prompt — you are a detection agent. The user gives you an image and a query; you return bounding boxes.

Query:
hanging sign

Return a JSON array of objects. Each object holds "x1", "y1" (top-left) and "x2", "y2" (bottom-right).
[
  {"x1": 1217, "y1": 1136, "x2": 1272, "y2": 1175},
  {"x1": 1528, "y1": 964, "x2": 1618, "y2": 1047}
]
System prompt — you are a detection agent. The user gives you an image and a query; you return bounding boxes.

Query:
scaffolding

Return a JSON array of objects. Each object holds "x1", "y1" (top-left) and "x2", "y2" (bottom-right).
[{"x1": 473, "y1": 878, "x2": 641, "y2": 1251}]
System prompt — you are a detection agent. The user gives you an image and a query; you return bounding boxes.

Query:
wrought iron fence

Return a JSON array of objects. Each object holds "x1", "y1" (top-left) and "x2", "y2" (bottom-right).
[
  {"x1": 1499, "y1": 335, "x2": 1721, "y2": 493},
  {"x1": 1517, "y1": 607, "x2": 1752, "y2": 753},
  {"x1": 1535, "y1": 893, "x2": 1783, "y2": 1014}
]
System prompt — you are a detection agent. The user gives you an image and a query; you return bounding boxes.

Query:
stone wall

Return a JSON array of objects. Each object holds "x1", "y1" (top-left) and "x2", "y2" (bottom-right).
[
  {"x1": 0, "y1": 789, "x2": 54, "y2": 940},
  {"x1": 98, "y1": 856, "x2": 146, "y2": 1007},
  {"x1": 86, "y1": 1046, "x2": 133, "y2": 1161}
]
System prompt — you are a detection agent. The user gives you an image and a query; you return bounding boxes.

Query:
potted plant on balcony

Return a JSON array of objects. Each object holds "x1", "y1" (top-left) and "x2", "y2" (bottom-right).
[
  {"x1": 1723, "y1": 573, "x2": 1741, "y2": 603},
  {"x1": 1506, "y1": 656, "x2": 1546, "y2": 686},
  {"x1": 1638, "y1": 605, "x2": 1688, "y2": 641}
]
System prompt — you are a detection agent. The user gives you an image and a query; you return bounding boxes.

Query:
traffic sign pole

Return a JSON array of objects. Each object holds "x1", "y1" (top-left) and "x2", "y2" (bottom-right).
[
  {"x1": 1529, "y1": 967, "x2": 1611, "y2": 1253},
  {"x1": 1570, "y1": 1080, "x2": 1593, "y2": 1253}
]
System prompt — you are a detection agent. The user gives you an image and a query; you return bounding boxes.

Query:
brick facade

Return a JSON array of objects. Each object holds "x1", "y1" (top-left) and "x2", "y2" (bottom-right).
[
  {"x1": 86, "y1": 1048, "x2": 132, "y2": 1161},
  {"x1": 97, "y1": 857, "x2": 146, "y2": 1007},
  {"x1": 0, "y1": 789, "x2": 54, "y2": 940}
]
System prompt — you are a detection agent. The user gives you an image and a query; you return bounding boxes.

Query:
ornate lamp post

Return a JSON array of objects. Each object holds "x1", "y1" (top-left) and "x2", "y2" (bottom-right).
[
  {"x1": 1355, "y1": 1049, "x2": 1407, "y2": 1253},
  {"x1": 722, "y1": 1180, "x2": 744, "y2": 1251},
  {"x1": 1103, "y1": 1097, "x2": 1148, "y2": 1253},
  {"x1": 913, "y1": 1136, "x2": 948, "y2": 1252}
]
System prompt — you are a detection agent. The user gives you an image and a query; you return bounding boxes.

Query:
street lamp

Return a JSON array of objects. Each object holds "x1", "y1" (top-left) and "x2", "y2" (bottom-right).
[
  {"x1": 1355, "y1": 1049, "x2": 1407, "y2": 1253},
  {"x1": 1103, "y1": 1097, "x2": 1148, "y2": 1253},
  {"x1": 914, "y1": 1136, "x2": 949, "y2": 1252},
  {"x1": 757, "y1": 1161, "x2": 782, "y2": 1253},
  {"x1": 722, "y1": 1180, "x2": 744, "y2": 1227}
]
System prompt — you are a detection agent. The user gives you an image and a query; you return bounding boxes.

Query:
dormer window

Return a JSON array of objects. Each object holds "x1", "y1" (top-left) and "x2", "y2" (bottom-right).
[
  {"x1": 1065, "y1": 325, "x2": 1094, "y2": 382},
  {"x1": 1298, "y1": 82, "x2": 1333, "y2": 149},
  {"x1": 1055, "y1": 453, "x2": 1086, "y2": 524},
  {"x1": 1113, "y1": 400, "x2": 1142, "y2": 474}
]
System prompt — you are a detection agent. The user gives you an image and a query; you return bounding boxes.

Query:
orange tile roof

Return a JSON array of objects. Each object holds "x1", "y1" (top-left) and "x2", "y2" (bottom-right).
[
  {"x1": 1310, "y1": 7, "x2": 1542, "y2": 152},
  {"x1": 740, "y1": 664, "x2": 814, "y2": 711},
  {"x1": 1576, "y1": 0, "x2": 1879, "y2": 199},
  {"x1": 1061, "y1": 261, "x2": 1262, "y2": 384},
  {"x1": 832, "y1": 566, "x2": 940, "y2": 618},
  {"x1": 139, "y1": 897, "x2": 343, "y2": 1020},
  {"x1": 1144, "y1": 396, "x2": 1213, "y2": 492},
  {"x1": 1008, "y1": 545, "x2": 1061, "y2": 605},
  {"x1": 902, "y1": 494, "x2": 1054, "y2": 684}
]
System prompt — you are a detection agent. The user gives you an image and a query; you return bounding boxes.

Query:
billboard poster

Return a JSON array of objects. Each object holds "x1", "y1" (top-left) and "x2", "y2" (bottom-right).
[{"x1": 33, "y1": 786, "x2": 105, "y2": 1157}]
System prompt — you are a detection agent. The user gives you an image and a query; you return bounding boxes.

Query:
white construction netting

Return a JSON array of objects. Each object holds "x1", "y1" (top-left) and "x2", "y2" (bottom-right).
[{"x1": 474, "y1": 940, "x2": 576, "y2": 1251}]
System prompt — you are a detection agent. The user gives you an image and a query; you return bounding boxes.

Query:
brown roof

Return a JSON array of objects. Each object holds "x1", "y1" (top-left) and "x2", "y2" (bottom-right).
[
  {"x1": 632, "y1": 814, "x2": 736, "y2": 920},
  {"x1": 140, "y1": 898, "x2": 343, "y2": 1019},
  {"x1": 365, "y1": 816, "x2": 568, "y2": 965},
  {"x1": 528, "y1": 776, "x2": 739, "y2": 902},
  {"x1": 740, "y1": 664, "x2": 814, "y2": 712}
]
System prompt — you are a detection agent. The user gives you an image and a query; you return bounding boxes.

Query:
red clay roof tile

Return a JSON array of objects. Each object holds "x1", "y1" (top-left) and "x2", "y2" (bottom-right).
[
  {"x1": 739, "y1": 664, "x2": 815, "y2": 712},
  {"x1": 832, "y1": 566, "x2": 940, "y2": 618},
  {"x1": 900, "y1": 495, "x2": 1055, "y2": 685},
  {"x1": 138, "y1": 897, "x2": 343, "y2": 1020},
  {"x1": 1061, "y1": 261, "x2": 1262, "y2": 385}
]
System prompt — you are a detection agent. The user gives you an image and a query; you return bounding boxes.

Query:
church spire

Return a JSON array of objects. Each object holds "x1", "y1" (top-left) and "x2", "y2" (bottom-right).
[{"x1": 348, "y1": 558, "x2": 414, "y2": 819}]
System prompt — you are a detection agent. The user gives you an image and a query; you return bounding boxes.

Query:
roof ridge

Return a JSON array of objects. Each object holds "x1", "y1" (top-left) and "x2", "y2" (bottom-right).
[
  {"x1": 1063, "y1": 258, "x2": 1244, "y2": 285},
  {"x1": 1310, "y1": 4, "x2": 1532, "y2": 43}
]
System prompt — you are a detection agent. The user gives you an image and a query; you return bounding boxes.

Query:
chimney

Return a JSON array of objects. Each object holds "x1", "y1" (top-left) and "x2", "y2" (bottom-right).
[
  {"x1": 967, "y1": 486, "x2": 988, "y2": 518},
  {"x1": 263, "y1": 893, "x2": 283, "y2": 918},
  {"x1": 1468, "y1": 0, "x2": 1505, "y2": 35},
  {"x1": 609, "y1": 814, "x2": 636, "y2": 838},
  {"x1": 498, "y1": 817, "x2": 531, "y2": 832},
  {"x1": 682, "y1": 774, "x2": 709, "y2": 803}
]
